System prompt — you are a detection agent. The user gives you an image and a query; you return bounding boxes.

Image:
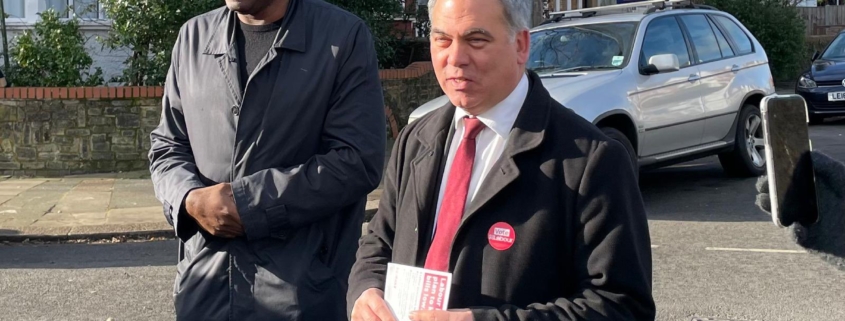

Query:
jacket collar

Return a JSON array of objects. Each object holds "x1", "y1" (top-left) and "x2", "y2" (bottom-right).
[
  {"x1": 415, "y1": 98, "x2": 456, "y2": 151},
  {"x1": 503, "y1": 70, "x2": 549, "y2": 157},
  {"x1": 415, "y1": 70, "x2": 548, "y2": 157},
  {"x1": 203, "y1": 0, "x2": 307, "y2": 55}
]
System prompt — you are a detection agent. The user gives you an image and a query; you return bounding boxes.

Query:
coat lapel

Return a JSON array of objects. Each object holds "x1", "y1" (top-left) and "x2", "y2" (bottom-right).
[
  {"x1": 203, "y1": 9, "x2": 244, "y2": 104},
  {"x1": 409, "y1": 104, "x2": 454, "y2": 263},
  {"x1": 461, "y1": 71, "x2": 551, "y2": 224}
]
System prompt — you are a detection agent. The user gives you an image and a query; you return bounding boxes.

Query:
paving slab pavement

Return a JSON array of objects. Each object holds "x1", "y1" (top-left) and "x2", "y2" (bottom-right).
[{"x1": 0, "y1": 171, "x2": 382, "y2": 241}]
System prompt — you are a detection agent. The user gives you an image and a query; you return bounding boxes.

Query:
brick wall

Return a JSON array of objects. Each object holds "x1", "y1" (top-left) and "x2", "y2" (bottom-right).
[
  {"x1": 380, "y1": 62, "x2": 442, "y2": 137},
  {"x1": 0, "y1": 63, "x2": 441, "y2": 177},
  {"x1": 0, "y1": 87, "x2": 162, "y2": 177}
]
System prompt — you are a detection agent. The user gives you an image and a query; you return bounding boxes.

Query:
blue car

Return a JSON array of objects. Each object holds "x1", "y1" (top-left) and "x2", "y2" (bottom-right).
[{"x1": 796, "y1": 29, "x2": 845, "y2": 124}]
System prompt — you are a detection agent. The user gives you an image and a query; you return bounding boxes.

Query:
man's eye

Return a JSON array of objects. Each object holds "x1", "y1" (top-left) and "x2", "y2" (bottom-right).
[{"x1": 470, "y1": 38, "x2": 487, "y2": 44}]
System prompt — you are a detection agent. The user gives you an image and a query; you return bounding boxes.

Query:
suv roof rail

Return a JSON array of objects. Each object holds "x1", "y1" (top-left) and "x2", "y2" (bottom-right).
[{"x1": 541, "y1": 0, "x2": 717, "y2": 25}]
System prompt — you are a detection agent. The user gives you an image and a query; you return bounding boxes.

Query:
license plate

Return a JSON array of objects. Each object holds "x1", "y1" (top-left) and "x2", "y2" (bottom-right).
[{"x1": 829, "y1": 91, "x2": 845, "y2": 101}]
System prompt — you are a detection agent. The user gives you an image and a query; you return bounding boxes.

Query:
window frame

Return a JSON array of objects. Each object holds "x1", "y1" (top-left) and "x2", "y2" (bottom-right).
[
  {"x1": 709, "y1": 13, "x2": 755, "y2": 57},
  {"x1": 3, "y1": 0, "x2": 109, "y2": 28},
  {"x1": 2, "y1": 0, "x2": 26, "y2": 19},
  {"x1": 638, "y1": 15, "x2": 695, "y2": 74},
  {"x1": 676, "y1": 13, "x2": 725, "y2": 65},
  {"x1": 68, "y1": 0, "x2": 107, "y2": 20},
  {"x1": 706, "y1": 14, "x2": 735, "y2": 59}
]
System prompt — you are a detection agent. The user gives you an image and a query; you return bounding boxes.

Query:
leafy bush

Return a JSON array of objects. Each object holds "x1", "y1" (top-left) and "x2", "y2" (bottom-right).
[
  {"x1": 100, "y1": 0, "x2": 223, "y2": 85},
  {"x1": 701, "y1": 0, "x2": 806, "y2": 81},
  {"x1": 8, "y1": 9, "x2": 104, "y2": 86}
]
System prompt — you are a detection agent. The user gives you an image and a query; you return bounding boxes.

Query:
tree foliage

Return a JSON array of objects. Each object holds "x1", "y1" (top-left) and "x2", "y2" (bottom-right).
[
  {"x1": 8, "y1": 9, "x2": 104, "y2": 86},
  {"x1": 701, "y1": 0, "x2": 806, "y2": 81},
  {"x1": 100, "y1": 0, "x2": 223, "y2": 85},
  {"x1": 101, "y1": 0, "x2": 402, "y2": 84},
  {"x1": 325, "y1": 0, "x2": 403, "y2": 68}
]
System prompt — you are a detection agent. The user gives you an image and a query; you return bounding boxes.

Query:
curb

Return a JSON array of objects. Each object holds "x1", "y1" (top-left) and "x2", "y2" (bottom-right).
[
  {"x1": 1, "y1": 205, "x2": 380, "y2": 243},
  {"x1": 0, "y1": 222, "x2": 174, "y2": 242}
]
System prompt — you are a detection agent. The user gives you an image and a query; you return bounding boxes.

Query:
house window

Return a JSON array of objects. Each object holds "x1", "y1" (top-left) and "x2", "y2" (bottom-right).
[
  {"x1": 45, "y1": 0, "x2": 69, "y2": 17},
  {"x1": 72, "y1": 0, "x2": 104, "y2": 19},
  {"x1": 3, "y1": 0, "x2": 26, "y2": 18},
  {"x1": 3, "y1": 0, "x2": 107, "y2": 24}
]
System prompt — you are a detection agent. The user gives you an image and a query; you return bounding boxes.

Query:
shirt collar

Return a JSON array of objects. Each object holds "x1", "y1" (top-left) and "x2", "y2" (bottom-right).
[{"x1": 453, "y1": 73, "x2": 529, "y2": 139}]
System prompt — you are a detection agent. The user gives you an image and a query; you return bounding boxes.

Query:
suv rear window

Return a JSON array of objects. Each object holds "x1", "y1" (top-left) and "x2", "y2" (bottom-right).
[
  {"x1": 712, "y1": 15, "x2": 753, "y2": 55},
  {"x1": 709, "y1": 17, "x2": 735, "y2": 58}
]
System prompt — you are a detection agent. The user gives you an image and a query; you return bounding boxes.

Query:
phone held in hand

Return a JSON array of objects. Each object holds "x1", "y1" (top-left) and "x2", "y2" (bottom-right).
[{"x1": 761, "y1": 94, "x2": 820, "y2": 227}]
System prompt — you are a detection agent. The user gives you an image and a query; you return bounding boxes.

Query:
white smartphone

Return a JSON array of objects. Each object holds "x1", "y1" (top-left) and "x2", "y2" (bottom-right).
[{"x1": 761, "y1": 94, "x2": 819, "y2": 227}]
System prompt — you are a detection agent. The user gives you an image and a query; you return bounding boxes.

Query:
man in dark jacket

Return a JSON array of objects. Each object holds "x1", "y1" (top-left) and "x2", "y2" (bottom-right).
[
  {"x1": 347, "y1": 0, "x2": 655, "y2": 319},
  {"x1": 148, "y1": 0, "x2": 385, "y2": 319}
]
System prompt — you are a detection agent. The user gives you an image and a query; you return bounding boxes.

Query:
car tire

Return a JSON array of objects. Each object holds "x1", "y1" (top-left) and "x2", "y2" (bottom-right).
[
  {"x1": 809, "y1": 114, "x2": 825, "y2": 125},
  {"x1": 600, "y1": 127, "x2": 639, "y2": 181},
  {"x1": 719, "y1": 104, "x2": 766, "y2": 177}
]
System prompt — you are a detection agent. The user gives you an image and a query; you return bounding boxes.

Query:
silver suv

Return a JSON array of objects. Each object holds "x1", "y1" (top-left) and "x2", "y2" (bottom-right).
[{"x1": 409, "y1": 1, "x2": 775, "y2": 176}]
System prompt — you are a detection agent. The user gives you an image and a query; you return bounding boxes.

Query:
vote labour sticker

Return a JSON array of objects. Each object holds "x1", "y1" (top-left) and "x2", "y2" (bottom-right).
[{"x1": 487, "y1": 222, "x2": 515, "y2": 250}]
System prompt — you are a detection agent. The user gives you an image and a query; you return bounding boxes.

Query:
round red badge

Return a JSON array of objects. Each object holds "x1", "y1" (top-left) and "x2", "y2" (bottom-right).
[{"x1": 487, "y1": 222, "x2": 516, "y2": 251}]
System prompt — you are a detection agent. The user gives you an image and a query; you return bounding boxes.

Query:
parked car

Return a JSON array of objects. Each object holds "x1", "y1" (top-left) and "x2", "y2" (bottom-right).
[
  {"x1": 409, "y1": 1, "x2": 775, "y2": 176},
  {"x1": 796, "y1": 29, "x2": 845, "y2": 124}
]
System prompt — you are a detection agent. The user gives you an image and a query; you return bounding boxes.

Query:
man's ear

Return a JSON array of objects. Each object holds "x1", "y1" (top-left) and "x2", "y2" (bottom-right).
[{"x1": 515, "y1": 29, "x2": 530, "y2": 65}]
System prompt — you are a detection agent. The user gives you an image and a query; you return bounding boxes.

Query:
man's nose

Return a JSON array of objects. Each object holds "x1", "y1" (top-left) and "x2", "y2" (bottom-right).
[{"x1": 446, "y1": 42, "x2": 470, "y2": 68}]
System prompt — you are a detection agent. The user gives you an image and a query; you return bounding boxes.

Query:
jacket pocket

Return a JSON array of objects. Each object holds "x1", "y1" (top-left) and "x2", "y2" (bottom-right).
[
  {"x1": 298, "y1": 255, "x2": 344, "y2": 320},
  {"x1": 173, "y1": 249, "x2": 231, "y2": 319},
  {"x1": 305, "y1": 254, "x2": 336, "y2": 292}
]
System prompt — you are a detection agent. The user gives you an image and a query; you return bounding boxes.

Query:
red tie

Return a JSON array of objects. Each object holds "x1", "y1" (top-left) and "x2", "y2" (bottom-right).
[{"x1": 425, "y1": 116, "x2": 486, "y2": 271}]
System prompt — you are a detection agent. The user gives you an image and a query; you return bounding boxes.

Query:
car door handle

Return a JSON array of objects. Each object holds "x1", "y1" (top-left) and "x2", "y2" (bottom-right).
[
  {"x1": 688, "y1": 74, "x2": 700, "y2": 81},
  {"x1": 731, "y1": 64, "x2": 741, "y2": 72}
]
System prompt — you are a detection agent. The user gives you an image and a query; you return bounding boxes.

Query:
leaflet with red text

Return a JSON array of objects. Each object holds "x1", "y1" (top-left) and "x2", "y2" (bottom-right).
[{"x1": 384, "y1": 263, "x2": 453, "y2": 320}]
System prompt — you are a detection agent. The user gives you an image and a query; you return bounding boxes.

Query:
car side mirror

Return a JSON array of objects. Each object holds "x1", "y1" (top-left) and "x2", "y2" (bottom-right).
[
  {"x1": 811, "y1": 51, "x2": 820, "y2": 61},
  {"x1": 642, "y1": 54, "x2": 680, "y2": 75}
]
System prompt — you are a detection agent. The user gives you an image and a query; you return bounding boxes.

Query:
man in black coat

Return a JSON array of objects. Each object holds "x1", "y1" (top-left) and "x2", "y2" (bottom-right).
[
  {"x1": 347, "y1": 0, "x2": 655, "y2": 319},
  {"x1": 148, "y1": 0, "x2": 385, "y2": 319}
]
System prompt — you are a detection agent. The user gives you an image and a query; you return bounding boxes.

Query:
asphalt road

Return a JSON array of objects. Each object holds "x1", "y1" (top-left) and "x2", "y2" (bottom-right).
[
  {"x1": 1, "y1": 119, "x2": 843, "y2": 321},
  {"x1": 644, "y1": 118, "x2": 845, "y2": 321},
  {"x1": 0, "y1": 240, "x2": 175, "y2": 321}
]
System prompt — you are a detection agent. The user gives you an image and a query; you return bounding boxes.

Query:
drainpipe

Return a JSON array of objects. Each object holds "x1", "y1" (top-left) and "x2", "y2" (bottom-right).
[{"x1": 0, "y1": 0, "x2": 10, "y2": 76}]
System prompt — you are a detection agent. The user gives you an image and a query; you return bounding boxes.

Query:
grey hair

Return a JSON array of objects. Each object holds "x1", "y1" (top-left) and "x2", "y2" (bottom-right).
[{"x1": 428, "y1": 0, "x2": 532, "y2": 38}]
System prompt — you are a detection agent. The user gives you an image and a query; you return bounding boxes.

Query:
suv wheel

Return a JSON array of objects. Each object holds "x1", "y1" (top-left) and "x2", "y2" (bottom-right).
[
  {"x1": 600, "y1": 127, "x2": 639, "y2": 180},
  {"x1": 719, "y1": 104, "x2": 766, "y2": 177}
]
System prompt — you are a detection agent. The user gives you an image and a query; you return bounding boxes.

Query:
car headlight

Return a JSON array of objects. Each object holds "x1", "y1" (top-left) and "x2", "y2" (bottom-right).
[{"x1": 798, "y1": 75, "x2": 817, "y2": 88}]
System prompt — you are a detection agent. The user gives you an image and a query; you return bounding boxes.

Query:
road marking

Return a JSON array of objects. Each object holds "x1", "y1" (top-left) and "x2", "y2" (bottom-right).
[
  {"x1": 651, "y1": 245, "x2": 659, "y2": 248},
  {"x1": 705, "y1": 247, "x2": 806, "y2": 254}
]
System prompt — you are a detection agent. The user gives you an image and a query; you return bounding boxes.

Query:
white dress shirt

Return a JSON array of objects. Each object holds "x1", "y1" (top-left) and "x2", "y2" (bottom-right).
[{"x1": 432, "y1": 74, "x2": 529, "y2": 235}]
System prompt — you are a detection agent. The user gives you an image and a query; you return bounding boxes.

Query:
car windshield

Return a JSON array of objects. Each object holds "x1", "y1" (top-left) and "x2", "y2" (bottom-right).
[
  {"x1": 821, "y1": 33, "x2": 845, "y2": 59},
  {"x1": 527, "y1": 22, "x2": 638, "y2": 74}
]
